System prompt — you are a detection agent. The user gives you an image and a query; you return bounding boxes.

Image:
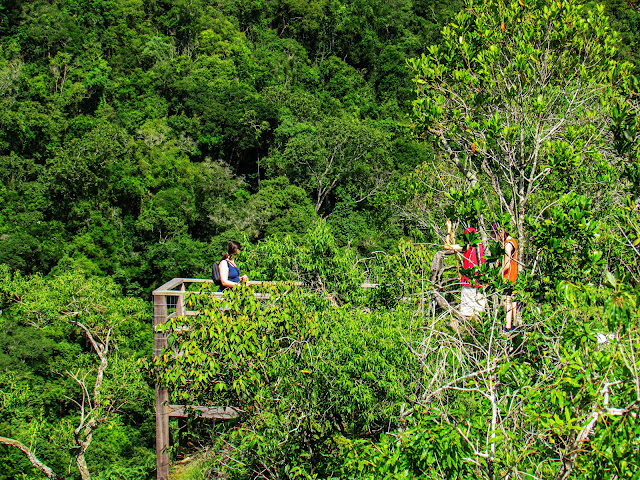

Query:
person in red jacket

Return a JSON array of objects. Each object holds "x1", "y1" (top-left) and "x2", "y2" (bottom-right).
[{"x1": 445, "y1": 221, "x2": 487, "y2": 318}]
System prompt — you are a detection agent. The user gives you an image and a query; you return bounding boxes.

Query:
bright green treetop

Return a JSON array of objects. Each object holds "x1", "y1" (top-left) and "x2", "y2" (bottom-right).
[{"x1": 410, "y1": 0, "x2": 629, "y2": 253}]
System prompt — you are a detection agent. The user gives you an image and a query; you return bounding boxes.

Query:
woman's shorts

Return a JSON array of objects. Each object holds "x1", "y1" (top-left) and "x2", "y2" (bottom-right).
[{"x1": 460, "y1": 286, "x2": 487, "y2": 317}]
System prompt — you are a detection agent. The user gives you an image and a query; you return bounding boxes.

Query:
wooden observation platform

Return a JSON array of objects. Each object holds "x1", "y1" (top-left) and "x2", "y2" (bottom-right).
[
  {"x1": 152, "y1": 278, "x2": 242, "y2": 480},
  {"x1": 152, "y1": 277, "x2": 381, "y2": 479},
  {"x1": 153, "y1": 278, "x2": 323, "y2": 479},
  {"x1": 152, "y1": 262, "x2": 459, "y2": 478}
]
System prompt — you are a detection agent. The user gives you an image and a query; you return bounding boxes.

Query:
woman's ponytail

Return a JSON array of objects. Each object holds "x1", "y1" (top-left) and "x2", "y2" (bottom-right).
[{"x1": 221, "y1": 241, "x2": 241, "y2": 262}]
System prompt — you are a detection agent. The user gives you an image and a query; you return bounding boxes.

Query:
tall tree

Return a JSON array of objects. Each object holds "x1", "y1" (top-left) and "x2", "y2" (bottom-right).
[
  {"x1": 410, "y1": 0, "x2": 629, "y2": 256},
  {"x1": 265, "y1": 116, "x2": 391, "y2": 214},
  {"x1": 0, "y1": 266, "x2": 151, "y2": 480}
]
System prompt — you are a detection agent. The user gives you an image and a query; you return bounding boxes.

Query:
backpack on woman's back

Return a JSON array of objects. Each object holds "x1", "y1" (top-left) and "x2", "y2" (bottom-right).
[{"x1": 211, "y1": 261, "x2": 222, "y2": 287}]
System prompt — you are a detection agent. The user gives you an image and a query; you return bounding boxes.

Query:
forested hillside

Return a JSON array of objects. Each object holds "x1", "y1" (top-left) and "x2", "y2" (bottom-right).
[
  {"x1": 1, "y1": 0, "x2": 640, "y2": 478},
  {"x1": 0, "y1": 0, "x2": 472, "y2": 296}
]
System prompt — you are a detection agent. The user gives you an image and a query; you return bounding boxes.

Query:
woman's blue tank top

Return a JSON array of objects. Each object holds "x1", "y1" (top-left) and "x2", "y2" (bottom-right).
[{"x1": 219, "y1": 260, "x2": 240, "y2": 292}]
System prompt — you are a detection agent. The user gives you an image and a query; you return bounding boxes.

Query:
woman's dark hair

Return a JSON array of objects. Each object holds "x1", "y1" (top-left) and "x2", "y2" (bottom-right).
[
  {"x1": 222, "y1": 241, "x2": 242, "y2": 261},
  {"x1": 490, "y1": 223, "x2": 508, "y2": 242}
]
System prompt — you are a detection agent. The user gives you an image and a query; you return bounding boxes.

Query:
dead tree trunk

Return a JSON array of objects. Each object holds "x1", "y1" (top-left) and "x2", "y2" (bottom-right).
[{"x1": 430, "y1": 250, "x2": 463, "y2": 316}]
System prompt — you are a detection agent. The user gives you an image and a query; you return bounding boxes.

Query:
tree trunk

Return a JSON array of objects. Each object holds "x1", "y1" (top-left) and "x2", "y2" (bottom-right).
[
  {"x1": 77, "y1": 447, "x2": 92, "y2": 480},
  {"x1": 516, "y1": 203, "x2": 526, "y2": 271},
  {"x1": 430, "y1": 250, "x2": 465, "y2": 322}
]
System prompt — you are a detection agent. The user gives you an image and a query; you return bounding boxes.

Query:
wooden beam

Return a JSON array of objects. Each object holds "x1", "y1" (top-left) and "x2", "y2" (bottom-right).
[
  {"x1": 153, "y1": 278, "x2": 188, "y2": 296},
  {"x1": 152, "y1": 279, "x2": 382, "y2": 297},
  {"x1": 154, "y1": 294, "x2": 170, "y2": 480},
  {"x1": 167, "y1": 405, "x2": 240, "y2": 420}
]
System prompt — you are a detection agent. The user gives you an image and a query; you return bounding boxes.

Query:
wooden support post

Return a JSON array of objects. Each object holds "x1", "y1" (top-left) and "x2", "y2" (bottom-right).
[
  {"x1": 154, "y1": 293, "x2": 170, "y2": 480},
  {"x1": 178, "y1": 283, "x2": 186, "y2": 317}
]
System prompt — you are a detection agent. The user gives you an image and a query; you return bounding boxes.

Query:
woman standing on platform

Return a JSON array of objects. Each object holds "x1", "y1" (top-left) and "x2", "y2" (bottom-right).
[{"x1": 218, "y1": 241, "x2": 249, "y2": 291}]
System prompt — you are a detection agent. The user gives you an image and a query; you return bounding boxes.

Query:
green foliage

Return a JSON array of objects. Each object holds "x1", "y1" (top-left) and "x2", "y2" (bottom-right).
[
  {"x1": 4, "y1": 0, "x2": 640, "y2": 477},
  {"x1": 610, "y1": 94, "x2": 640, "y2": 194},
  {"x1": 363, "y1": 239, "x2": 433, "y2": 307},
  {"x1": 527, "y1": 193, "x2": 604, "y2": 297},
  {"x1": 0, "y1": 0, "x2": 450, "y2": 293},
  {"x1": 560, "y1": 269, "x2": 640, "y2": 333},
  {"x1": 155, "y1": 282, "x2": 320, "y2": 404},
  {"x1": 0, "y1": 265, "x2": 154, "y2": 480},
  {"x1": 253, "y1": 176, "x2": 318, "y2": 239},
  {"x1": 410, "y1": 0, "x2": 628, "y2": 255},
  {"x1": 264, "y1": 115, "x2": 392, "y2": 214},
  {"x1": 551, "y1": 275, "x2": 640, "y2": 478},
  {"x1": 243, "y1": 221, "x2": 366, "y2": 304},
  {"x1": 336, "y1": 410, "x2": 478, "y2": 479},
  {"x1": 154, "y1": 281, "x2": 417, "y2": 478},
  {"x1": 319, "y1": 263, "x2": 640, "y2": 479},
  {"x1": 445, "y1": 185, "x2": 488, "y2": 225}
]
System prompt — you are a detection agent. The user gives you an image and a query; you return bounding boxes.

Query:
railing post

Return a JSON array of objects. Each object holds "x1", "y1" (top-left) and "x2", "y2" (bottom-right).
[
  {"x1": 178, "y1": 283, "x2": 186, "y2": 316},
  {"x1": 154, "y1": 292, "x2": 170, "y2": 480}
]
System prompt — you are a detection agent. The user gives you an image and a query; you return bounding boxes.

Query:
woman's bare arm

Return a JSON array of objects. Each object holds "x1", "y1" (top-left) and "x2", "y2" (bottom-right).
[{"x1": 219, "y1": 260, "x2": 236, "y2": 288}]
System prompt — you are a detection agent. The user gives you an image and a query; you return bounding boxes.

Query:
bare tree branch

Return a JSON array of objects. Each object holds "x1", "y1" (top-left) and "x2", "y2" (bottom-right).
[{"x1": 0, "y1": 436, "x2": 61, "y2": 480}]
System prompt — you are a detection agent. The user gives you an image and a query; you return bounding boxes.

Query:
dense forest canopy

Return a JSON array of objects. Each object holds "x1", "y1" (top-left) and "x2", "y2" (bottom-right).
[
  {"x1": 1, "y1": 0, "x2": 640, "y2": 478},
  {"x1": 0, "y1": 0, "x2": 473, "y2": 296},
  {"x1": 1, "y1": 0, "x2": 639, "y2": 291}
]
